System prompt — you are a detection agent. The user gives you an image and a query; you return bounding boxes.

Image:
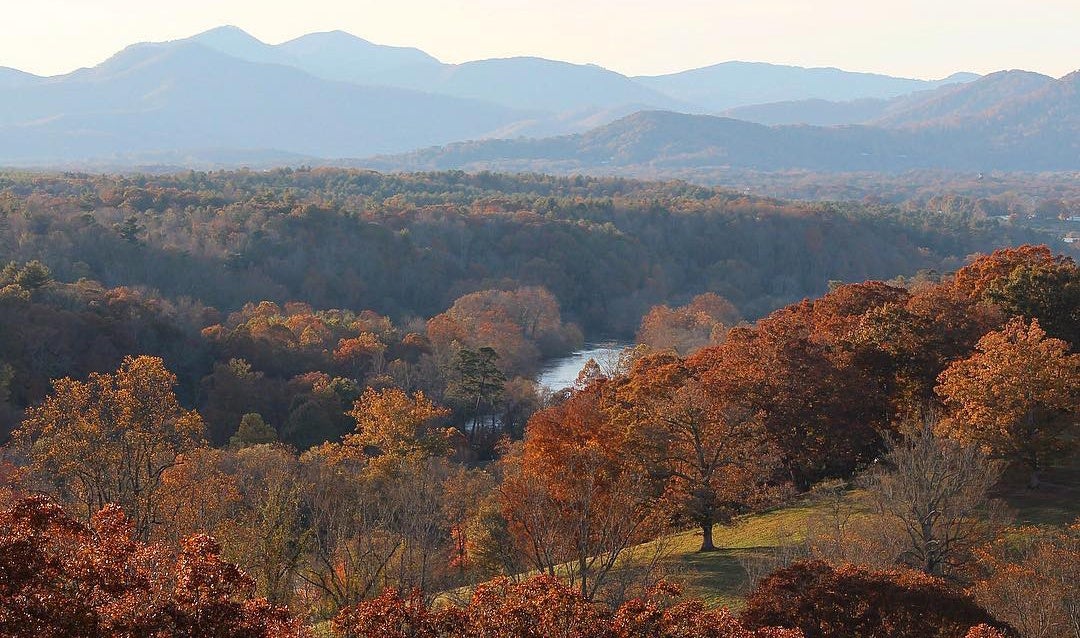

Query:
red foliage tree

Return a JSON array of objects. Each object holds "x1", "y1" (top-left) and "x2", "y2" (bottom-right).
[
  {"x1": 332, "y1": 575, "x2": 801, "y2": 638},
  {"x1": 0, "y1": 495, "x2": 306, "y2": 638},
  {"x1": 740, "y1": 561, "x2": 1010, "y2": 638},
  {"x1": 697, "y1": 307, "x2": 882, "y2": 488}
]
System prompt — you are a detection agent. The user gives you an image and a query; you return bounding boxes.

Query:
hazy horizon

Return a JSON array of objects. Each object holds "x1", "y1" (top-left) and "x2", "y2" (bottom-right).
[{"x1": 2, "y1": 0, "x2": 1078, "y2": 79}]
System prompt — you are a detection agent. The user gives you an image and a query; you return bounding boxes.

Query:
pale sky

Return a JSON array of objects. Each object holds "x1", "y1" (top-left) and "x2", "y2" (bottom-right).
[{"x1": 1, "y1": 0, "x2": 1077, "y2": 79}]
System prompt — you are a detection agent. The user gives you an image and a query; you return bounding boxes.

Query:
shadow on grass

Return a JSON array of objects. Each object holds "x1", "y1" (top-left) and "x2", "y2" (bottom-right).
[
  {"x1": 672, "y1": 548, "x2": 750, "y2": 609},
  {"x1": 997, "y1": 459, "x2": 1080, "y2": 527}
]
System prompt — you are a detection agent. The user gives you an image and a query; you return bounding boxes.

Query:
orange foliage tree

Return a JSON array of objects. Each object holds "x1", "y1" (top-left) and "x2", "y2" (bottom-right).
[
  {"x1": 936, "y1": 318, "x2": 1080, "y2": 488},
  {"x1": 636, "y1": 293, "x2": 742, "y2": 355},
  {"x1": 501, "y1": 382, "x2": 664, "y2": 600},
  {"x1": 951, "y1": 245, "x2": 1080, "y2": 348},
  {"x1": 612, "y1": 352, "x2": 783, "y2": 552},
  {"x1": 298, "y1": 388, "x2": 459, "y2": 613},
  {"x1": 427, "y1": 287, "x2": 582, "y2": 376},
  {"x1": 344, "y1": 387, "x2": 450, "y2": 458}
]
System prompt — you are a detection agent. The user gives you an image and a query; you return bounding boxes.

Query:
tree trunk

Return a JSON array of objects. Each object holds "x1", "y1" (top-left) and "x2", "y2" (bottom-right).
[
  {"x1": 699, "y1": 522, "x2": 717, "y2": 552},
  {"x1": 1028, "y1": 468, "x2": 1041, "y2": 490}
]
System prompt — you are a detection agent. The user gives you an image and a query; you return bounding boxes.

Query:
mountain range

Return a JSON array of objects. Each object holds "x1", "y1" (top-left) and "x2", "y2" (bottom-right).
[
  {"x1": 364, "y1": 70, "x2": 1080, "y2": 174},
  {"x1": 0, "y1": 25, "x2": 1074, "y2": 171},
  {"x1": 721, "y1": 69, "x2": 1060, "y2": 127},
  {"x1": 635, "y1": 62, "x2": 978, "y2": 112},
  {"x1": 179, "y1": 27, "x2": 961, "y2": 114}
]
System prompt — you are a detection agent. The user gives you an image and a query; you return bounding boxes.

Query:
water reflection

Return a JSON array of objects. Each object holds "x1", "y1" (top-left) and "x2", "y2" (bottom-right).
[{"x1": 536, "y1": 341, "x2": 631, "y2": 391}]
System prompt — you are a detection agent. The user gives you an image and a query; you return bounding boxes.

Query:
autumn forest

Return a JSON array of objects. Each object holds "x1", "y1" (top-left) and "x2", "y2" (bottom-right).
[{"x1": 0, "y1": 168, "x2": 1078, "y2": 638}]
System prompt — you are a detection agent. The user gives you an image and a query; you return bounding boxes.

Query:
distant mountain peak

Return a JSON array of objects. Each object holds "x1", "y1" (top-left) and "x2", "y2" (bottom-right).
[
  {"x1": 287, "y1": 29, "x2": 373, "y2": 43},
  {"x1": 941, "y1": 71, "x2": 981, "y2": 82},
  {"x1": 187, "y1": 25, "x2": 264, "y2": 46},
  {"x1": 281, "y1": 29, "x2": 376, "y2": 48},
  {"x1": 196, "y1": 24, "x2": 250, "y2": 35},
  {"x1": 278, "y1": 29, "x2": 439, "y2": 64},
  {"x1": 979, "y1": 69, "x2": 1055, "y2": 81},
  {"x1": 181, "y1": 25, "x2": 285, "y2": 67}
]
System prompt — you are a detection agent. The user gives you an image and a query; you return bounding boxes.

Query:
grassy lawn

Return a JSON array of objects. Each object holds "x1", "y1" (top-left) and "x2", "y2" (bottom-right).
[
  {"x1": 653, "y1": 496, "x2": 842, "y2": 609},
  {"x1": 433, "y1": 458, "x2": 1080, "y2": 612},
  {"x1": 647, "y1": 457, "x2": 1080, "y2": 609}
]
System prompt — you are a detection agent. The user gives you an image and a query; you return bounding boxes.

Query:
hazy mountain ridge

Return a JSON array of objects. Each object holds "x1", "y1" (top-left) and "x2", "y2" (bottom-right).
[
  {"x1": 3, "y1": 25, "x2": 1073, "y2": 169},
  {"x1": 717, "y1": 70, "x2": 1065, "y2": 127},
  {"x1": 363, "y1": 76, "x2": 1080, "y2": 173},
  {"x1": 187, "y1": 25, "x2": 443, "y2": 85},
  {"x1": 0, "y1": 42, "x2": 532, "y2": 162},
  {"x1": 152, "y1": 27, "x2": 984, "y2": 115},
  {"x1": 0, "y1": 66, "x2": 41, "y2": 88},
  {"x1": 0, "y1": 27, "x2": 692, "y2": 163},
  {"x1": 634, "y1": 61, "x2": 977, "y2": 112}
]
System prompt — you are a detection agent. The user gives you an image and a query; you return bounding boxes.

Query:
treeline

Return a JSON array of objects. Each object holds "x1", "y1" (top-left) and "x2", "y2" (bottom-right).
[
  {"x1": 636, "y1": 168, "x2": 1080, "y2": 214},
  {"x1": 0, "y1": 168, "x2": 1047, "y2": 334},
  {"x1": 1, "y1": 245, "x2": 1077, "y2": 637}
]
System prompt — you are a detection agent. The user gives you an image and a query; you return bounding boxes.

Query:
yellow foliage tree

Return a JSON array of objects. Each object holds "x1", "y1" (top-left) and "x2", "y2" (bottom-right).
[
  {"x1": 343, "y1": 387, "x2": 449, "y2": 458},
  {"x1": 16, "y1": 355, "x2": 205, "y2": 538}
]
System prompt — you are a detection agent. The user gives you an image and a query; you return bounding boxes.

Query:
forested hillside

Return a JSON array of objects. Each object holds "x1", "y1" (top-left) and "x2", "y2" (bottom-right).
[
  {"x1": 2, "y1": 236, "x2": 1076, "y2": 637},
  {"x1": 0, "y1": 170, "x2": 1050, "y2": 439},
  {"x1": 0, "y1": 169, "x2": 1044, "y2": 327}
]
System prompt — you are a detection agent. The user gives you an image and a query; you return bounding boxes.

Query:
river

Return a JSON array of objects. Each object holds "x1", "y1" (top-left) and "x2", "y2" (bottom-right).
[{"x1": 536, "y1": 341, "x2": 633, "y2": 391}]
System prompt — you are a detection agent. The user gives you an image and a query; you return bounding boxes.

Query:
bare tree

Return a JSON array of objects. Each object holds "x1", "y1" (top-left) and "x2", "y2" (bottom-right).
[
  {"x1": 800, "y1": 478, "x2": 909, "y2": 571},
  {"x1": 861, "y1": 417, "x2": 1006, "y2": 579},
  {"x1": 297, "y1": 450, "x2": 452, "y2": 614}
]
